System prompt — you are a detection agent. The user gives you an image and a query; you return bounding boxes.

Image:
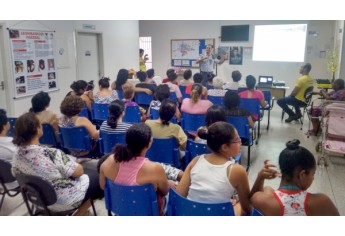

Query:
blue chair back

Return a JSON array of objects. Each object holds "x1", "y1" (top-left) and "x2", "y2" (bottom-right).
[
  {"x1": 167, "y1": 188, "x2": 235, "y2": 216},
  {"x1": 78, "y1": 104, "x2": 90, "y2": 119},
  {"x1": 146, "y1": 137, "x2": 179, "y2": 167},
  {"x1": 104, "y1": 179, "x2": 159, "y2": 216},
  {"x1": 150, "y1": 108, "x2": 177, "y2": 124},
  {"x1": 135, "y1": 92, "x2": 154, "y2": 106},
  {"x1": 58, "y1": 126, "x2": 92, "y2": 152},
  {"x1": 39, "y1": 124, "x2": 58, "y2": 147},
  {"x1": 91, "y1": 103, "x2": 109, "y2": 122},
  {"x1": 123, "y1": 106, "x2": 141, "y2": 123},
  {"x1": 169, "y1": 92, "x2": 178, "y2": 103},
  {"x1": 185, "y1": 140, "x2": 210, "y2": 167},
  {"x1": 239, "y1": 98, "x2": 261, "y2": 119},
  {"x1": 179, "y1": 86, "x2": 189, "y2": 99},
  {"x1": 181, "y1": 113, "x2": 205, "y2": 132},
  {"x1": 99, "y1": 131, "x2": 126, "y2": 155},
  {"x1": 208, "y1": 95, "x2": 224, "y2": 106},
  {"x1": 7, "y1": 117, "x2": 16, "y2": 137},
  {"x1": 116, "y1": 90, "x2": 123, "y2": 100},
  {"x1": 262, "y1": 90, "x2": 272, "y2": 109}
]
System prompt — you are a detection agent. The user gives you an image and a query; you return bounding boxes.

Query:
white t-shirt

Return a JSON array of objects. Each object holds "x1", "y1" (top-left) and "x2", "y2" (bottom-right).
[{"x1": 0, "y1": 136, "x2": 16, "y2": 163}]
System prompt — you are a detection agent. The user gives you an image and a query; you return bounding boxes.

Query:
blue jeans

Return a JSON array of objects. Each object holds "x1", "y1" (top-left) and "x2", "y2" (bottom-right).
[{"x1": 277, "y1": 96, "x2": 306, "y2": 116}]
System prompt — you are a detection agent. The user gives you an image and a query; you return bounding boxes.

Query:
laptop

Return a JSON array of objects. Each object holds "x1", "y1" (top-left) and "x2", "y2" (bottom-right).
[{"x1": 257, "y1": 76, "x2": 273, "y2": 87}]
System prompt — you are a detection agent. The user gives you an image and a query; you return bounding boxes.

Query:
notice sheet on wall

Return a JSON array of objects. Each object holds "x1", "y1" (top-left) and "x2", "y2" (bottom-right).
[{"x1": 8, "y1": 29, "x2": 58, "y2": 98}]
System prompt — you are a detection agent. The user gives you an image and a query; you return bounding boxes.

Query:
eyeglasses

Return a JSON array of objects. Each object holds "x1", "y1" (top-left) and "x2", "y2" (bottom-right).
[{"x1": 231, "y1": 137, "x2": 242, "y2": 144}]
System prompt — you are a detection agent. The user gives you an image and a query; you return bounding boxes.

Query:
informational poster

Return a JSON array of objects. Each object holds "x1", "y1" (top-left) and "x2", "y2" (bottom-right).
[{"x1": 8, "y1": 29, "x2": 58, "y2": 98}]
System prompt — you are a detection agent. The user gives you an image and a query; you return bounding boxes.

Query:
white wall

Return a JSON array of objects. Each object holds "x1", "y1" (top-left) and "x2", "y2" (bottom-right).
[
  {"x1": 0, "y1": 20, "x2": 139, "y2": 117},
  {"x1": 139, "y1": 20, "x2": 335, "y2": 93}
]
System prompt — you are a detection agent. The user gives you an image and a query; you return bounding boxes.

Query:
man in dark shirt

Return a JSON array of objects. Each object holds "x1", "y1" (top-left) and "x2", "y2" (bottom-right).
[{"x1": 135, "y1": 71, "x2": 157, "y2": 93}]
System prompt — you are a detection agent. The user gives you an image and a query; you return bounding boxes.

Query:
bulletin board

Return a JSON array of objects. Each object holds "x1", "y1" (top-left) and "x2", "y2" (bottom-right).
[{"x1": 171, "y1": 38, "x2": 215, "y2": 68}]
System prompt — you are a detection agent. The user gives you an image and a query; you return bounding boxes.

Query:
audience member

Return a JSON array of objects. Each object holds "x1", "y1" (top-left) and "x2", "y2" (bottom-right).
[
  {"x1": 166, "y1": 72, "x2": 183, "y2": 104},
  {"x1": 67, "y1": 80, "x2": 94, "y2": 112},
  {"x1": 99, "y1": 123, "x2": 169, "y2": 215},
  {"x1": 223, "y1": 70, "x2": 245, "y2": 90},
  {"x1": 135, "y1": 71, "x2": 157, "y2": 93},
  {"x1": 146, "y1": 68, "x2": 157, "y2": 85},
  {"x1": 208, "y1": 77, "x2": 227, "y2": 97},
  {"x1": 94, "y1": 77, "x2": 118, "y2": 104},
  {"x1": 181, "y1": 83, "x2": 213, "y2": 114},
  {"x1": 162, "y1": 68, "x2": 177, "y2": 84},
  {"x1": 0, "y1": 109, "x2": 16, "y2": 163},
  {"x1": 112, "y1": 69, "x2": 152, "y2": 95},
  {"x1": 12, "y1": 112, "x2": 103, "y2": 212},
  {"x1": 185, "y1": 73, "x2": 208, "y2": 99},
  {"x1": 179, "y1": 69, "x2": 193, "y2": 86},
  {"x1": 251, "y1": 139, "x2": 339, "y2": 216}
]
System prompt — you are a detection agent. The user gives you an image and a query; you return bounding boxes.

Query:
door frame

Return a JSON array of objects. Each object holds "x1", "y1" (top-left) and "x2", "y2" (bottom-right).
[{"x1": 75, "y1": 30, "x2": 104, "y2": 82}]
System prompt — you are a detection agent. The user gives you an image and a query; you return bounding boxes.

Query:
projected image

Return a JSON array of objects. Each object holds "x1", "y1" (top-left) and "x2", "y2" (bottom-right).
[
  {"x1": 252, "y1": 24, "x2": 307, "y2": 62},
  {"x1": 229, "y1": 46, "x2": 243, "y2": 65}
]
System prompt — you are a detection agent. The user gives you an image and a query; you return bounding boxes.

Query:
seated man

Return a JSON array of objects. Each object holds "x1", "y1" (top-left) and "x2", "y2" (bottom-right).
[{"x1": 277, "y1": 63, "x2": 314, "y2": 123}]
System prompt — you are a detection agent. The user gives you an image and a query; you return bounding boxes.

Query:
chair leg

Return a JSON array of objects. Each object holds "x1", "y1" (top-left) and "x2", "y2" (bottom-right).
[
  {"x1": 246, "y1": 145, "x2": 251, "y2": 172},
  {"x1": 267, "y1": 110, "x2": 270, "y2": 130},
  {"x1": 0, "y1": 194, "x2": 5, "y2": 211},
  {"x1": 91, "y1": 199, "x2": 97, "y2": 216}
]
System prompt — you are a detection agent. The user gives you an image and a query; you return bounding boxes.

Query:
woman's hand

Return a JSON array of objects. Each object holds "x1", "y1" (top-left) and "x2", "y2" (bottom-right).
[{"x1": 258, "y1": 160, "x2": 279, "y2": 180}]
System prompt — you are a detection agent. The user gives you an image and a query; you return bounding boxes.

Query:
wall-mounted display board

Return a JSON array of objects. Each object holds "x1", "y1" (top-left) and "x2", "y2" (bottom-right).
[
  {"x1": 8, "y1": 28, "x2": 58, "y2": 98},
  {"x1": 171, "y1": 38, "x2": 215, "y2": 68}
]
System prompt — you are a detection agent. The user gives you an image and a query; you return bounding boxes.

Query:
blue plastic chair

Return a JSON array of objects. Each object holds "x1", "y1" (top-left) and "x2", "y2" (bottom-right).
[
  {"x1": 39, "y1": 124, "x2": 58, "y2": 147},
  {"x1": 0, "y1": 159, "x2": 20, "y2": 212},
  {"x1": 99, "y1": 131, "x2": 126, "y2": 155},
  {"x1": 208, "y1": 95, "x2": 224, "y2": 107},
  {"x1": 78, "y1": 104, "x2": 90, "y2": 119},
  {"x1": 169, "y1": 92, "x2": 178, "y2": 103},
  {"x1": 91, "y1": 103, "x2": 109, "y2": 122},
  {"x1": 261, "y1": 90, "x2": 274, "y2": 130},
  {"x1": 134, "y1": 92, "x2": 154, "y2": 106},
  {"x1": 123, "y1": 106, "x2": 141, "y2": 123},
  {"x1": 181, "y1": 113, "x2": 206, "y2": 132},
  {"x1": 58, "y1": 126, "x2": 92, "y2": 156},
  {"x1": 116, "y1": 90, "x2": 123, "y2": 100},
  {"x1": 104, "y1": 179, "x2": 159, "y2": 216},
  {"x1": 179, "y1": 86, "x2": 189, "y2": 99},
  {"x1": 239, "y1": 98, "x2": 261, "y2": 144},
  {"x1": 167, "y1": 188, "x2": 235, "y2": 216},
  {"x1": 149, "y1": 108, "x2": 177, "y2": 124},
  {"x1": 146, "y1": 137, "x2": 180, "y2": 167},
  {"x1": 7, "y1": 117, "x2": 16, "y2": 137},
  {"x1": 227, "y1": 116, "x2": 253, "y2": 171}
]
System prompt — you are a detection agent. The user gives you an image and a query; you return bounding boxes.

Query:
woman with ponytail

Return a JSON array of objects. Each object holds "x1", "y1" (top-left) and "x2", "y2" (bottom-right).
[
  {"x1": 99, "y1": 123, "x2": 169, "y2": 215},
  {"x1": 100, "y1": 100, "x2": 132, "y2": 133},
  {"x1": 251, "y1": 139, "x2": 339, "y2": 216},
  {"x1": 181, "y1": 83, "x2": 213, "y2": 114},
  {"x1": 177, "y1": 121, "x2": 276, "y2": 215},
  {"x1": 145, "y1": 99, "x2": 187, "y2": 150}
]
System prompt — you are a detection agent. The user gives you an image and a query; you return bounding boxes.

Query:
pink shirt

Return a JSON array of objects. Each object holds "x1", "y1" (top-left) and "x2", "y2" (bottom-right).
[
  {"x1": 239, "y1": 90, "x2": 264, "y2": 101},
  {"x1": 167, "y1": 82, "x2": 182, "y2": 99},
  {"x1": 181, "y1": 98, "x2": 213, "y2": 114},
  {"x1": 114, "y1": 157, "x2": 147, "y2": 185}
]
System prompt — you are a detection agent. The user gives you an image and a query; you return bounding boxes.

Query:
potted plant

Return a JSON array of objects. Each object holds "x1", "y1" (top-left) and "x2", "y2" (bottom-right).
[{"x1": 326, "y1": 49, "x2": 339, "y2": 83}]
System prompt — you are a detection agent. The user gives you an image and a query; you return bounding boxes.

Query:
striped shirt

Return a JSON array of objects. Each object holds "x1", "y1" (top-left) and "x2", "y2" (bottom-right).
[{"x1": 100, "y1": 121, "x2": 132, "y2": 133}]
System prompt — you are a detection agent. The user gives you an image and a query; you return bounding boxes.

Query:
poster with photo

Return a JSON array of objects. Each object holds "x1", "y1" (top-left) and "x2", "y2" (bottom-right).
[
  {"x1": 229, "y1": 46, "x2": 243, "y2": 65},
  {"x1": 8, "y1": 29, "x2": 58, "y2": 98}
]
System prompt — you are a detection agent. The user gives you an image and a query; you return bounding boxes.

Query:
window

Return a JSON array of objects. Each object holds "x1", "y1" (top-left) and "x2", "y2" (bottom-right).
[
  {"x1": 252, "y1": 24, "x2": 307, "y2": 62},
  {"x1": 139, "y1": 37, "x2": 152, "y2": 70}
]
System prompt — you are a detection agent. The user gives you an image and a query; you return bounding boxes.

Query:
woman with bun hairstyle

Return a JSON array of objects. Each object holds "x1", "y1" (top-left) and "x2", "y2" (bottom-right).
[
  {"x1": 94, "y1": 77, "x2": 118, "y2": 104},
  {"x1": 251, "y1": 139, "x2": 339, "y2": 216},
  {"x1": 67, "y1": 80, "x2": 94, "y2": 112},
  {"x1": 177, "y1": 121, "x2": 276, "y2": 215},
  {"x1": 99, "y1": 123, "x2": 169, "y2": 215}
]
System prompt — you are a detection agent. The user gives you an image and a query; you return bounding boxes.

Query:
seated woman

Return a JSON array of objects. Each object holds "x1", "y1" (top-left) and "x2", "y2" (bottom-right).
[
  {"x1": 0, "y1": 109, "x2": 16, "y2": 163},
  {"x1": 223, "y1": 90, "x2": 255, "y2": 128},
  {"x1": 99, "y1": 123, "x2": 169, "y2": 215},
  {"x1": 94, "y1": 77, "x2": 118, "y2": 104},
  {"x1": 181, "y1": 83, "x2": 213, "y2": 115},
  {"x1": 308, "y1": 78, "x2": 345, "y2": 136},
  {"x1": 185, "y1": 73, "x2": 208, "y2": 99},
  {"x1": 100, "y1": 99, "x2": 132, "y2": 133},
  {"x1": 147, "y1": 84, "x2": 181, "y2": 121},
  {"x1": 59, "y1": 95, "x2": 99, "y2": 156},
  {"x1": 165, "y1": 72, "x2": 183, "y2": 104},
  {"x1": 11, "y1": 112, "x2": 103, "y2": 212},
  {"x1": 179, "y1": 69, "x2": 193, "y2": 86},
  {"x1": 207, "y1": 77, "x2": 227, "y2": 97},
  {"x1": 111, "y1": 68, "x2": 152, "y2": 95},
  {"x1": 194, "y1": 105, "x2": 227, "y2": 143},
  {"x1": 239, "y1": 75, "x2": 267, "y2": 120},
  {"x1": 177, "y1": 121, "x2": 275, "y2": 215},
  {"x1": 122, "y1": 85, "x2": 147, "y2": 121},
  {"x1": 67, "y1": 80, "x2": 94, "y2": 112},
  {"x1": 145, "y1": 99, "x2": 187, "y2": 150},
  {"x1": 251, "y1": 139, "x2": 339, "y2": 216},
  {"x1": 30, "y1": 91, "x2": 59, "y2": 138}
]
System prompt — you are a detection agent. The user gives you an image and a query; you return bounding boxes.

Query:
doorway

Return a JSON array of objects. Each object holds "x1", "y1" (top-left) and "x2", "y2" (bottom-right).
[{"x1": 76, "y1": 31, "x2": 104, "y2": 85}]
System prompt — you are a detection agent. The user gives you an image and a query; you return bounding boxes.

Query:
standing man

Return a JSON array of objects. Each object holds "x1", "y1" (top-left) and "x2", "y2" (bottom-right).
[
  {"x1": 196, "y1": 44, "x2": 228, "y2": 86},
  {"x1": 277, "y1": 63, "x2": 314, "y2": 123},
  {"x1": 139, "y1": 48, "x2": 148, "y2": 72}
]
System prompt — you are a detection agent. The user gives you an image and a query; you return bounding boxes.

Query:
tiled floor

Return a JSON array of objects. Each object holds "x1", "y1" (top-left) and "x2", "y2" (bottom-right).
[{"x1": 1, "y1": 104, "x2": 344, "y2": 216}]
